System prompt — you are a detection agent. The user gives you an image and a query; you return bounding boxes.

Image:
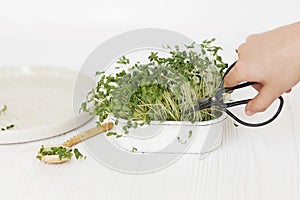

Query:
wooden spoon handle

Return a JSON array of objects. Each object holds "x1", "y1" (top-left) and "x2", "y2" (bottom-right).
[{"x1": 63, "y1": 122, "x2": 114, "y2": 147}]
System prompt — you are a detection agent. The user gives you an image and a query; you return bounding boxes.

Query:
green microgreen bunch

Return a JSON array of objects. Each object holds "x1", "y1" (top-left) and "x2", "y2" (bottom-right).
[
  {"x1": 0, "y1": 105, "x2": 15, "y2": 132},
  {"x1": 81, "y1": 38, "x2": 228, "y2": 137},
  {"x1": 36, "y1": 145, "x2": 86, "y2": 161}
]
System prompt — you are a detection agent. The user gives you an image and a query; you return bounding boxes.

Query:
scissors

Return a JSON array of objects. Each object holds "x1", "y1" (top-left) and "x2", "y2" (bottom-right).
[{"x1": 187, "y1": 61, "x2": 284, "y2": 127}]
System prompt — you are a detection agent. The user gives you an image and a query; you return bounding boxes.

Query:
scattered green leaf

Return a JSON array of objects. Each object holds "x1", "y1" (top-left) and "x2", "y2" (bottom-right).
[
  {"x1": 0, "y1": 105, "x2": 15, "y2": 131},
  {"x1": 132, "y1": 147, "x2": 138, "y2": 152},
  {"x1": 188, "y1": 130, "x2": 193, "y2": 138},
  {"x1": 233, "y1": 122, "x2": 239, "y2": 127},
  {"x1": 177, "y1": 136, "x2": 187, "y2": 144},
  {"x1": 0, "y1": 105, "x2": 7, "y2": 114}
]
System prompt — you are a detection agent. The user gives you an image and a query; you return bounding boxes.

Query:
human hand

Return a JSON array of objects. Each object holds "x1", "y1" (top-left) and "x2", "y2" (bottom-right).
[{"x1": 224, "y1": 22, "x2": 300, "y2": 116}]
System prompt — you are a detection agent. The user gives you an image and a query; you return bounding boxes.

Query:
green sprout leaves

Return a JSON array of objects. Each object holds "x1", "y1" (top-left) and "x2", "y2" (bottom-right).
[
  {"x1": 74, "y1": 148, "x2": 86, "y2": 160},
  {"x1": 37, "y1": 145, "x2": 86, "y2": 161},
  {"x1": 81, "y1": 39, "x2": 227, "y2": 137}
]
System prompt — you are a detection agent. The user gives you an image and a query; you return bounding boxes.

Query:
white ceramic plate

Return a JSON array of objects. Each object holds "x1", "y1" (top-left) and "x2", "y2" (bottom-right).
[{"x1": 0, "y1": 66, "x2": 93, "y2": 144}]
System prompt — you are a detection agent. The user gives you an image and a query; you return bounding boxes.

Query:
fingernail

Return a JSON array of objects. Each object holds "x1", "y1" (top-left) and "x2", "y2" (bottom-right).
[{"x1": 246, "y1": 110, "x2": 254, "y2": 116}]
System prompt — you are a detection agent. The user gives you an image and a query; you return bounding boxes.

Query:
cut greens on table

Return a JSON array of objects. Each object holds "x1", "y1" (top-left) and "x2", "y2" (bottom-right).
[
  {"x1": 36, "y1": 145, "x2": 86, "y2": 161},
  {"x1": 0, "y1": 105, "x2": 15, "y2": 131},
  {"x1": 81, "y1": 38, "x2": 228, "y2": 137}
]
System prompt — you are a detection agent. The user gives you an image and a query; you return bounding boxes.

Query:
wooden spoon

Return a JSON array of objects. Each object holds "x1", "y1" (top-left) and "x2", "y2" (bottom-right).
[{"x1": 37, "y1": 122, "x2": 113, "y2": 164}]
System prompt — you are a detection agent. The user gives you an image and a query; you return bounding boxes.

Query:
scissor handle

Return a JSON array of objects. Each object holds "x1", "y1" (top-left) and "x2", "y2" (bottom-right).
[
  {"x1": 220, "y1": 60, "x2": 257, "y2": 93},
  {"x1": 224, "y1": 96, "x2": 284, "y2": 127},
  {"x1": 224, "y1": 81, "x2": 257, "y2": 93},
  {"x1": 224, "y1": 60, "x2": 238, "y2": 77},
  {"x1": 221, "y1": 61, "x2": 284, "y2": 127}
]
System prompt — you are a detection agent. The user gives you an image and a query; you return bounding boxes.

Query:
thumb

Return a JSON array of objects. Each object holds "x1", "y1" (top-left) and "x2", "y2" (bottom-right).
[{"x1": 245, "y1": 86, "x2": 279, "y2": 116}]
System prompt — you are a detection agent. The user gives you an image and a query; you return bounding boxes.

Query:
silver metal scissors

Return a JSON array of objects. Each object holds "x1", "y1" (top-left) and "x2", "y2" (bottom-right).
[{"x1": 187, "y1": 61, "x2": 284, "y2": 127}]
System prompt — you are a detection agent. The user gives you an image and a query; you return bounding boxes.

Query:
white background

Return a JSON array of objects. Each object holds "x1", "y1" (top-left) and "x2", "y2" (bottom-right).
[{"x1": 1, "y1": 0, "x2": 299, "y2": 68}]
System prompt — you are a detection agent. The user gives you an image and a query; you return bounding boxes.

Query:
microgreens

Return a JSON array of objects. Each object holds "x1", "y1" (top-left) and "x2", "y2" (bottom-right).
[
  {"x1": 37, "y1": 145, "x2": 86, "y2": 161},
  {"x1": 81, "y1": 39, "x2": 228, "y2": 137}
]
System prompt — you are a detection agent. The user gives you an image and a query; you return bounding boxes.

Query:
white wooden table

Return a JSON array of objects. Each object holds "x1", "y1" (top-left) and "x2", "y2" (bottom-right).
[{"x1": 1, "y1": 85, "x2": 299, "y2": 200}]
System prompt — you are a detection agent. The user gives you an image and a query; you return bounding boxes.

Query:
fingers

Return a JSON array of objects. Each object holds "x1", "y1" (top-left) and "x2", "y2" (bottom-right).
[
  {"x1": 224, "y1": 61, "x2": 248, "y2": 87},
  {"x1": 245, "y1": 86, "x2": 279, "y2": 116},
  {"x1": 285, "y1": 88, "x2": 292, "y2": 93},
  {"x1": 252, "y1": 83, "x2": 263, "y2": 91},
  {"x1": 246, "y1": 34, "x2": 258, "y2": 41}
]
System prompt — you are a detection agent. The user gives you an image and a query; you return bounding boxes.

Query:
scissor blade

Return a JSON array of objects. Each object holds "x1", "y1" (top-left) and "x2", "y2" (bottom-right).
[
  {"x1": 195, "y1": 97, "x2": 212, "y2": 111},
  {"x1": 197, "y1": 97, "x2": 211, "y2": 105},
  {"x1": 185, "y1": 97, "x2": 212, "y2": 114}
]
